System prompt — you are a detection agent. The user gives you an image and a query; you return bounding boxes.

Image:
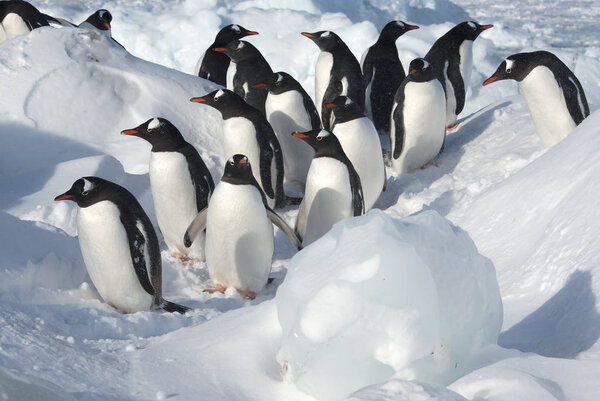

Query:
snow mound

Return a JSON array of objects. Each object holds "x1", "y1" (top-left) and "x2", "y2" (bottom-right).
[
  {"x1": 0, "y1": 366, "x2": 77, "y2": 401},
  {"x1": 345, "y1": 377, "x2": 468, "y2": 401},
  {"x1": 276, "y1": 210, "x2": 502, "y2": 401}
]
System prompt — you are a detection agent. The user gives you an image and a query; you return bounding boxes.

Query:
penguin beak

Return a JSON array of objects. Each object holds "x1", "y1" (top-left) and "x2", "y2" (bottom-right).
[
  {"x1": 213, "y1": 47, "x2": 229, "y2": 52},
  {"x1": 301, "y1": 32, "x2": 313, "y2": 38},
  {"x1": 483, "y1": 75, "x2": 498, "y2": 86},
  {"x1": 104, "y1": 22, "x2": 110, "y2": 30},
  {"x1": 480, "y1": 24, "x2": 493, "y2": 30},
  {"x1": 239, "y1": 158, "x2": 247, "y2": 164},
  {"x1": 121, "y1": 129, "x2": 138, "y2": 136},
  {"x1": 190, "y1": 97, "x2": 206, "y2": 103},
  {"x1": 254, "y1": 83, "x2": 267, "y2": 88},
  {"x1": 246, "y1": 31, "x2": 258, "y2": 35},
  {"x1": 325, "y1": 103, "x2": 337, "y2": 108},
  {"x1": 409, "y1": 69, "x2": 417, "y2": 75},
  {"x1": 54, "y1": 192, "x2": 73, "y2": 201},
  {"x1": 407, "y1": 25, "x2": 419, "y2": 30},
  {"x1": 292, "y1": 132, "x2": 309, "y2": 139}
]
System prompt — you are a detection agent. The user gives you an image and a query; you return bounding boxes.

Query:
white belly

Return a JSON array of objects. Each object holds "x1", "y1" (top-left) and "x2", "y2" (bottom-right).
[
  {"x1": 266, "y1": 91, "x2": 315, "y2": 185},
  {"x1": 393, "y1": 80, "x2": 446, "y2": 173},
  {"x1": 149, "y1": 152, "x2": 203, "y2": 259},
  {"x1": 315, "y1": 52, "x2": 333, "y2": 118},
  {"x1": 1, "y1": 13, "x2": 31, "y2": 40},
  {"x1": 333, "y1": 117, "x2": 384, "y2": 210},
  {"x1": 205, "y1": 182, "x2": 274, "y2": 294},
  {"x1": 519, "y1": 66, "x2": 577, "y2": 146},
  {"x1": 458, "y1": 40, "x2": 473, "y2": 98},
  {"x1": 226, "y1": 61, "x2": 237, "y2": 90},
  {"x1": 443, "y1": 60, "x2": 457, "y2": 127},
  {"x1": 302, "y1": 158, "x2": 353, "y2": 246},
  {"x1": 77, "y1": 201, "x2": 153, "y2": 313}
]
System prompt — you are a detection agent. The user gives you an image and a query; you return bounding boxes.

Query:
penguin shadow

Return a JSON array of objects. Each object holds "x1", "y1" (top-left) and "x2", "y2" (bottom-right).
[
  {"x1": 499, "y1": 270, "x2": 600, "y2": 358},
  {"x1": 376, "y1": 101, "x2": 511, "y2": 212}
]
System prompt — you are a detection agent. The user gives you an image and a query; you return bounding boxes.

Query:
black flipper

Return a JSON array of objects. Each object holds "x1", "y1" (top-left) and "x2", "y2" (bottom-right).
[
  {"x1": 321, "y1": 79, "x2": 343, "y2": 130},
  {"x1": 258, "y1": 135, "x2": 275, "y2": 199},
  {"x1": 184, "y1": 207, "x2": 208, "y2": 247},
  {"x1": 161, "y1": 299, "x2": 191, "y2": 314},
  {"x1": 120, "y1": 214, "x2": 156, "y2": 297},
  {"x1": 181, "y1": 144, "x2": 215, "y2": 213},
  {"x1": 266, "y1": 207, "x2": 303, "y2": 250},
  {"x1": 447, "y1": 61, "x2": 465, "y2": 115},
  {"x1": 559, "y1": 71, "x2": 590, "y2": 125},
  {"x1": 392, "y1": 85, "x2": 406, "y2": 160},
  {"x1": 346, "y1": 160, "x2": 365, "y2": 216}
]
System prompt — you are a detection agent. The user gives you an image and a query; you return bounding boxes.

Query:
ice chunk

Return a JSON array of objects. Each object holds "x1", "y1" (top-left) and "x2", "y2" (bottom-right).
[{"x1": 276, "y1": 210, "x2": 502, "y2": 401}]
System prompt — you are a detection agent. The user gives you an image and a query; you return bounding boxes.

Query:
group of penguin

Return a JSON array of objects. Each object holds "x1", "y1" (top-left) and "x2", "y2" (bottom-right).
[{"x1": 4, "y1": 1, "x2": 591, "y2": 313}]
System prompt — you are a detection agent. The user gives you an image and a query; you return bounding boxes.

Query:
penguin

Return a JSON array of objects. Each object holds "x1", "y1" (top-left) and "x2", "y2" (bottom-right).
[
  {"x1": 390, "y1": 58, "x2": 446, "y2": 173},
  {"x1": 183, "y1": 154, "x2": 302, "y2": 299},
  {"x1": 75, "y1": 9, "x2": 125, "y2": 49},
  {"x1": 195, "y1": 24, "x2": 258, "y2": 87},
  {"x1": 361, "y1": 20, "x2": 419, "y2": 134},
  {"x1": 121, "y1": 118, "x2": 215, "y2": 263},
  {"x1": 0, "y1": 0, "x2": 58, "y2": 42},
  {"x1": 327, "y1": 95, "x2": 386, "y2": 211},
  {"x1": 292, "y1": 128, "x2": 364, "y2": 246},
  {"x1": 190, "y1": 89, "x2": 285, "y2": 209},
  {"x1": 424, "y1": 21, "x2": 493, "y2": 129},
  {"x1": 54, "y1": 177, "x2": 190, "y2": 314},
  {"x1": 483, "y1": 50, "x2": 590, "y2": 147},
  {"x1": 213, "y1": 40, "x2": 273, "y2": 115},
  {"x1": 254, "y1": 71, "x2": 319, "y2": 187},
  {"x1": 301, "y1": 30, "x2": 365, "y2": 130}
]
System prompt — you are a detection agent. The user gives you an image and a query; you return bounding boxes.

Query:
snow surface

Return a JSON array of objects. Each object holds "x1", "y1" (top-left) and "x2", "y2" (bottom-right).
[{"x1": 1, "y1": 0, "x2": 600, "y2": 400}]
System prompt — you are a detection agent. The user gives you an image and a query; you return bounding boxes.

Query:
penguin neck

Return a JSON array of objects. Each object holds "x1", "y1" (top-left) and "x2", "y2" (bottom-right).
[
  {"x1": 219, "y1": 102, "x2": 258, "y2": 121},
  {"x1": 375, "y1": 32, "x2": 400, "y2": 47},
  {"x1": 332, "y1": 108, "x2": 362, "y2": 124},
  {"x1": 148, "y1": 135, "x2": 188, "y2": 153}
]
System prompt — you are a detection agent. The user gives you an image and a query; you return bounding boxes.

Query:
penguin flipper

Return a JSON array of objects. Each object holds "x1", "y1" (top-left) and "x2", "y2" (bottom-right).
[
  {"x1": 321, "y1": 79, "x2": 343, "y2": 130},
  {"x1": 184, "y1": 207, "x2": 208, "y2": 247},
  {"x1": 560, "y1": 72, "x2": 590, "y2": 125},
  {"x1": 266, "y1": 207, "x2": 302, "y2": 250},
  {"x1": 160, "y1": 299, "x2": 191, "y2": 314},
  {"x1": 120, "y1": 215, "x2": 156, "y2": 297},
  {"x1": 269, "y1": 131, "x2": 285, "y2": 208},
  {"x1": 392, "y1": 89, "x2": 406, "y2": 160},
  {"x1": 447, "y1": 61, "x2": 465, "y2": 115},
  {"x1": 183, "y1": 145, "x2": 215, "y2": 212},
  {"x1": 347, "y1": 162, "x2": 365, "y2": 216},
  {"x1": 258, "y1": 139, "x2": 276, "y2": 199}
]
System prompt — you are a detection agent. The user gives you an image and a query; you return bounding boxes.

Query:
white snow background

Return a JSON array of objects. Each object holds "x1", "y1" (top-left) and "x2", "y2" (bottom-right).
[{"x1": 1, "y1": 0, "x2": 600, "y2": 400}]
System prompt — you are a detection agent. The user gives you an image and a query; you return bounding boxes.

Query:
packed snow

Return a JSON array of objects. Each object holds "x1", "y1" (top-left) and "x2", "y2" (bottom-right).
[{"x1": 1, "y1": 0, "x2": 600, "y2": 401}]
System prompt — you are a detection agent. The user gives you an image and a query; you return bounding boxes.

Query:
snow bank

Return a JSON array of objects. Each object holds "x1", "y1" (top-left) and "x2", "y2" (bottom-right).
[
  {"x1": 345, "y1": 377, "x2": 468, "y2": 401},
  {"x1": 276, "y1": 210, "x2": 502, "y2": 401},
  {"x1": 0, "y1": 366, "x2": 77, "y2": 401}
]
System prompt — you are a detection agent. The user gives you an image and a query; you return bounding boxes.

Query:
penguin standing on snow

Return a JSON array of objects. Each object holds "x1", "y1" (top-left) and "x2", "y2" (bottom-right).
[
  {"x1": 391, "y1": 58, "x2": 446, "y2": 173},
  {"x1": 121, "y1": 118, "x2": 214, "y2": 263},
  {"x1": 327, "y1": 95, "x2": 386, "y2": 211},
  {"x1": 214, "y1": 40, "x2": 273, "y2": 115},
  {"x1": 0, "y1": 0, "x2": 58, "y2": 42},
  {"x1": 55, "y1": 177, "x2": 190, "y2": 314},
  {"x1": 361, "y1": 20, "x2": 419, "y2": 134},
  {"x1": 254, "y1": 71, "x2": 320, "y2": 187},
  {"x1": 195, "y1": 24, "x2": 258, "y2": 87},
  {"x1": 424, "y1": 21, "x2": 493, "y2": 129},
  {"x1": 184, "y1": 154, "x2": 301, "y2": 299},
  {"x1": 301, "y1": 30, "x2": 365, "y2": 130},
  {"x1": 483, "y1": 50, "x2": 589, "y2": 147},
  {"x1": 191, "y1": 89, "x2": 285, "y2": 209},
  {"x1": 292, "y1": 129, "x2": 364, "y2": 246}
]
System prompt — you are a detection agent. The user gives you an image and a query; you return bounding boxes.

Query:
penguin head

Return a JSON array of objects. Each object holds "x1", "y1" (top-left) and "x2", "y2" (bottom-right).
[
  {"x1": 222, "y1": 154, "x2": 254, "y2": 183},
  {"x1": 215, "y1": 24, "x2": 258, "y2": 45},
  {"x1": 325, "y1": 96, "x2": 364, "y2": 123},
  {"x1": 190, "y1": 89, "x2": 240, "y2": 113},
  {"x1": 407, "y1": 58, "x2": 435, "y2": 81},
  {"x1": 82, "y1": 9, "x2": 112, "y2": 31},
  {"x1": 453, "y1": 21, "x2": 493, "y2": 40},
  {"x1": 54, "y1": 177, "x2": 112, "y2": 208},
  {"x1": 292, "y1": 128, "x2": 343, "y2": 155},
  {"x1": 121, "y1": 118, "x2": 185, "y2": 150},
  {"x1": 380, "y1": 20, "x2": 419, "y2": 41},
  {"x1": 253, "y1": 72, "x2": 297, "y2": 94},
  {"x1": 483, "y1": 52, "x2": 545, "y2": 85},
  {"x1": 301, "y1": 30, "x2": 341, "y2": 51},
  {"x1": 213, "y1": 40, "x2": 257, "y2": 62}
]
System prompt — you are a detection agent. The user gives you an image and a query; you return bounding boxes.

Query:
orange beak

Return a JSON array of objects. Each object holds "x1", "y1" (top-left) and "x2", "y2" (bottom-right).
[
  {"x1": 213, "y1": 47, "x2": 229, "y2": 52},
  {"x1": 254, "y1": 83, "x2": 267, "y2": 88},
  {"x1": 54, "y1": 194, "x2": 72, "y2": 201},
  {"x1": 301, "y1": 32, "x2": 312, "y2": 38},
  {"x1": 408, "y1": 25, "x2": 419, "y2": 30},
  {"x1": 190, "y1": 97, "x2": 206, "y2": 103},
  {"x1": 105, "y1": 22, "x2": 110, "y2": 30},
  {"x1": 409, "y1": 69, "x2": 417, "y2": 75},
  {"x1": 246, "y1": 31, "x2": 258, "y2": 35},
  {"x1": 481, "y1": 24, "x2": 493, "y2": 30},
  {"x1": 239, "y1": 158, "x2": 247, "y2": 164},
  {"x1": 292, "y1": 132, "x2": 309, "y2": 138},
  {"x1": 325, "y1": 103, "x2": 337, "y2": 108},
  {"x1": 483, "y1": 76, "x2": 498, "y2": 86},
  {"x1": 121, "y1": 129, "x2": 138, "y2": 135}
]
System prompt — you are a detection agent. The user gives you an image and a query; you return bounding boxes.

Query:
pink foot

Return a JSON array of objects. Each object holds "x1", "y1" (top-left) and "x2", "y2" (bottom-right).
[
  {"x1": 244, "y1": 291, "x2": 257, "y2": 300},
  {"x1": 204, "y1": 284, "x2": 227, "y2": 294},
  {"x1": 172, "y1": 252, "x2": 200, "y2": 265},
  {"x1": 446, "y1": 122, "x2": 459, "y2": 131}
]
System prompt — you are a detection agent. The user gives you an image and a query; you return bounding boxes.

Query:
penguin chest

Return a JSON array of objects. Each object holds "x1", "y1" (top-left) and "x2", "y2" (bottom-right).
[
  {"x1": 458, "y1": 40, "x2": 473, "y2": 93},
  {"x1": 222, "y1": 117, "x2": 264, "y2": 190},
  {"x1": 226, "y1": 61, "x2": 237, "y2": 91},
  {"x1": 315, "y1": 52, "x2": 334, "y2": 116},
  {"x1": 519, "y1": 66, "x2": 577, "y2": 146},
  {"x1": 333, "y1": 118, "x2": 384, "y2": 211},
  {"x1": 303, "y1": 158, "x2": 353, "y2": 245},
  {"x1": 205, "y1": 182, "x2": 274, "y2": 293},
  {"x1": 77, "y1": 201, "x2": 153, "y2": 313},
  {"x1": 394, "y1": 80, "x2": 446, "y2": 172},
  {"x1": 149, "y1": 152, "x2": 200, "y2": 255},
  {"x1": 0, "y1": 13, "x2": 31, "y2": 40}
]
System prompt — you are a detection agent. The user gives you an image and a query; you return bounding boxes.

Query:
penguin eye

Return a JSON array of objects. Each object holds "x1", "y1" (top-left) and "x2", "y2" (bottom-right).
[
  {"x1": 317, "y1": 136, "x2": 323, "y2": 141},
  {"x1": 82, "y1": 191, "x2": 90, "y2": 196},
  {"x1": 229, "y1": 161, "x2": 234, "y2": 166},
  {"x1": 506, "y1": 68, "x2": 512, "y2": 74}
]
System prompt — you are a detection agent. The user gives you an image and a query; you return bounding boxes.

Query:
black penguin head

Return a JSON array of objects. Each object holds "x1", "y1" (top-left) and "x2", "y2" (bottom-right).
[
  {"x1": 483, "y1": 52, "x2": 546, "y2": 85},
  {"x1": 379, "y1": 20, "x2": 419, "y2": 41},
  {"x1": 453, "y1": 21, "x2": 493, "y2": 40},
  {"x1": 292, "y1": 128, "x2": 344, "y2": 156},
  {"x1": 253, "y1": 72, "x2": 299, "y2": 94},
  {"x1": 326, "y1": 96, "x2": 364, "y2": 123},
  {"x1": 121, "y1": 117, "x2": 185, "y2": 150},
  {"x1": 213, "y1": 40, "x2": 258, "y2": 62},
  {"x1": 190, "y1": 89, "x2": 241, "y2": 113},
  {"x1": 82, "y1": 9, "x2": 112, "y2": 30},
  {"x1": 54, "y1": 177, "x2": 112, "y2": 208},
  {"x1": 214, "y1": 24, "x2": 258, "y2": 45},
  {"x1": 221, "y1": 154, "x2": 254, "y2": 185},
  {"x1": 301, "y1": 30, "x2": 342, "y2": 51},
  {"x1": 407, "y1": 58, "x2": 435, "y2": 81}
]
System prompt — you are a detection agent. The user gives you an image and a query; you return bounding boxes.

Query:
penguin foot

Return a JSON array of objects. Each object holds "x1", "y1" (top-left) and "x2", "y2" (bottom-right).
[
  {"x1": 244, "y1": 291, "x2": 257, "y2": 300},
  {"x1": 446, "y1": 122, "x2": 459, "y2": 131},
  {"x1": 203, "y1": 284, "x2": 227, "y2": 294}
]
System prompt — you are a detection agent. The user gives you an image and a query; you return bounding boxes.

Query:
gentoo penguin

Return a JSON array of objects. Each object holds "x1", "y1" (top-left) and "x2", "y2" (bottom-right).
[
  {"x1": 301, "y1": 30, "x2": 365, "y2": 130},
  {"x1": 424, "y1": 21, "x2": 493, "y2": 129},
  {"x1": 121, "y1": 118, "x2": 215, "y2": 262},
  {"x1": 0, "y1": 0, "x2": 58, "y2": 42},
  {"x1": 213, "y1": 40, "x2": 273, "y2": 115},
  {"x1": 327, "y1": 95, "x2": 386, "y2": 211},
  {"x1": 254, "y1": 71, "x2": 319, "y2": 187},
  {"x1": 195, "y1": 24, "x2": 258, "y2": 87},
  {"x1": 55, "y1": 177, "x2": 190, "y2": 314},
  {"x1": 190, "y1": 89, "x2": 285, "y2": 208},
  {"x1": 292, "y1": 129, "x2": 364, "y2": 246},
  {"x1": 361, "y1": 20, "x2": 419, "y2": 134},
  {"x1": 483, "y1": 51, "x2": 590, "y2": 147},
  {"x1": 75, "y1": 9, "x2": 125, "y2": 49},
  {"x1": 184, "y1": 154, "x2": 302, "y2": 299},
  {"x1": 391, "y1": 58, "x2": 446, "y2": 173}
]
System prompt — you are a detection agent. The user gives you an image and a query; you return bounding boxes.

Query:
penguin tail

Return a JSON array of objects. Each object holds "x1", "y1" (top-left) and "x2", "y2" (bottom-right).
[{"x1": 161, "y1": 299, "x2": 191, "y2": 314}]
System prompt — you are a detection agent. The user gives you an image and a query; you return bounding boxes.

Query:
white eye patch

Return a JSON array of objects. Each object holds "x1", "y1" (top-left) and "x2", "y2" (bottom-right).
[
  {"x1": 317, "y1": 130, "x2": 330, "y2": 139},
  {"x1": 505, "y1": 59, "x2": 515, "y2": 72},
  {"x1": 467, "y1": 21, "x2": 476, "y2": 29},
  {"x1": 231, "y1": 24, "x2": 240, "y2": 33},
  {"x1": 147, "y1": 118, "x2": 160, "y2": 130},
  {"x1": 344, "y1": 97, "x2": 353, "y2": 106},
  {"x1": 395, "y1": 21, "x2": 405, "y2": 28},
  {"x1": 236, "y1": 41, "x2": 244, "y2": 50},
  {"x1": 82, "y1": 178, "x2": 94, "y2": 193},
  {"x1": 321, "y1": 31, "x2": 331, "y2": 38},
  {"x1": 276, "y1": 74, "x2": 284, "y2": 83},
  {"x1": 215, "y1": 89, "x2": 225, "y2": 98}
]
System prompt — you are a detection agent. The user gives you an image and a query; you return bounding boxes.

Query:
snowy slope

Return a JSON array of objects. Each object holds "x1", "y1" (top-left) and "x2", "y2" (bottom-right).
[{"x1": 1, "y1": 0, "x2": 600, "y2": 400}]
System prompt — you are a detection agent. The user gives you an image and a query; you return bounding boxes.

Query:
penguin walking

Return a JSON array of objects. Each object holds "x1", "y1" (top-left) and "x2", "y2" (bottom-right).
[
  {"x1": 191, "y1": 89, "x2": 285, "y2": 209},
  {"x1": 327, "y1": 95, "x2": 386, "y2": 211},
  {"x1": 424, "y1": 21, "x2": 492, "y2": 129},
  {"x1": 0, "y1": 0, "x2": 58, "y2": 42},
  {"x1": 214, "y1": 40, "x2": 273, "y2": 115},
  {"x1": 391, "y1": 58, "x2": 446, "y2": 173},
  {"x1": 483, "y1": 50, "x2": 589, "y2": 147},
  {"x1": 254, "y1": 71, "x2": 320, "y2": 187},
  {"x1": 121, "y1": 118, "x2": 215, "y2": 263},
  {"x1": 292, "y1": 129, "x2": 364, "y2": 246},
  {"x1": 361, "y1": 20, "x2": 419, "y2": 134},
  {"x1": 55, "y1": 177, "x2": 190, "y2": 314},
  {"x1": 184, "y1": 154, "x2": 302, "y2": 299},
  {"x1": 195, "y1": 24, "x2": 258, "y2": 87},
  {"x1": 301, "y1": 30, "x2": 364, "y2": 130}
]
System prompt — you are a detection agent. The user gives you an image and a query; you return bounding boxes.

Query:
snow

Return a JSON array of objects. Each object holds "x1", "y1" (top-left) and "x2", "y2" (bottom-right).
[{"x1": 0, "y1": 0, "x2": 600, "y2": 400}]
